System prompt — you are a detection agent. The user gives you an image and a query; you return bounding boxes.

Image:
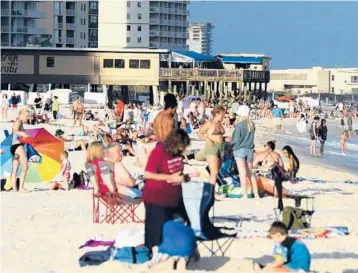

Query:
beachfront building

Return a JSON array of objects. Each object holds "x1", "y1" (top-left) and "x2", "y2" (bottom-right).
[
  {"x1": 0, "y1": 1, "x2": 49, "y2": 47},
  {"x1": 187, "y1": 22, "x2": 214, "y2": 55},
  {"x1": 268, "y1": 67, "x2": 358, "y2": 95},
  {"x1": 1, "y1": 47, "x2": 271, "y2": 104},
  {"x1": 37, "y1": 1, "x2": 189, "y2": 50}
]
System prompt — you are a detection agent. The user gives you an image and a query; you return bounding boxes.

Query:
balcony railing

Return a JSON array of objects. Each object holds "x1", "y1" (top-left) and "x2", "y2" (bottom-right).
[
  {"x1": 66, "y1": 9, "x2": 75, "y2": 16},
  {"x1": 243, "y1": 70, "x2": 270, "y2": 83},
  {"x1": 1, "y1": 9, "x2": 10, "y2": 16},
  {"x1": 1, "y1": 26, "x2": 10, "y2": 33},
  {"x1": 159, "y1": 68, "x2": 243, "y2": 81},
  {"x1": 66, "y1": 23, "x2": 75, "y2": 30},
  {"x1": 66, "y1": 37, "x2": 75, "y2": 44},
  {"x1": 11, "y1": 9, "x2": 45, "y2": 18},
  {"x1": 55, "y1": 23, "x2": 63, "y2": 29}
]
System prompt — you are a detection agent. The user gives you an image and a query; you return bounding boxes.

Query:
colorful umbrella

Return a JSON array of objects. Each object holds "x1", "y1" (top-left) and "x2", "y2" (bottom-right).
[{"x1": 1, "y1": 128, "x2": 64, "y2": 184}]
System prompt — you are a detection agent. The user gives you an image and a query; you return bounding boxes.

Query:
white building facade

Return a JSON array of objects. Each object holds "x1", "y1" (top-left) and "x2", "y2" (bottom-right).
[
  {"x1": 38, "y1": 0, "x2": 189, "y2": 50},
  {"x1": 268, "y1": 67, "x2": 358, "y2": 95},
  {"x1": 1, "y1": 1, "x2": 48, "y2": 47},
  {"x1": 187, "y1": 22, "x2": 214, "y2": 55}
]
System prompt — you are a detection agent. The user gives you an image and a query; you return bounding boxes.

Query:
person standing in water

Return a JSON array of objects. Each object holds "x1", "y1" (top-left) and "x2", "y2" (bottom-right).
[
  {"x1": 340, "y1": 131, "x2": 349, "y2": 155},
  {"x1": 309, "y1": 116, "x2": 320, "y2": 156},
  {"x1": 318, "y1": 119, "x2": 328, "y2": 157}
]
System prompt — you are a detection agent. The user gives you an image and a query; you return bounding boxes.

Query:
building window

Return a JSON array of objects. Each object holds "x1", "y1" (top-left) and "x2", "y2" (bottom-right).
[
  {"x1": 137, "y1": 37, "x2": 142, "y2": 43},
  {"x1": 138, "y1": 26, "x2": 142, "y2": 31},
  {"x1": 83, "y1": 32, "x2": 86, "y2": 39},
  {"x1": 127, "y1": 25, "x2": 131, "y2": 31},
  {"x1": 90, "y1": 15, "x2": 97, "y2": 23},
  {"x1": 331, "y1": 87, "x2": 335, "y2": 93},
  {"x1": 138, "y1": 13, "x2": 142, "y2": 20},
  {"x1": 83, "y1": 18, "x2": 86, "y2": 25},
  {"x1": 137, "y1": 2, "x2": 142, "y2": 8},
  {"x1": 127, "y1": 37, "x2": 131, "y2": 43},
  {"x1": 352, "y1": 76, "x2": 358, "y2": 83},
  {"x1": 46, "y1": 57, "x2": 55, "y2": 67},
  {"x1": 80, "y1": 32, "x2": 83, "y2": 38},
  {"x1": 84, "y1": 4, "x2": 86, "y2": 11},
  {"x1": 103, "y1": 59, "x2": 114, "y2": 68},
  {"x1": 332, "y1": 75, "x2": 335, "y2": 81},
  {"x1": 129, "y1": 59, "x2": 139, "y2": 69},
  {"x1": 352, "y1": 88, "x2": 358, "y2": 94},
  {"x1": 127, "y1": 1, "x2": 131, "y2": 7},
  {"x1": 140, "y1": 60, "x2": 150, "y2": 69},
  {"x1": 127, "y1": 13, "x2": 131, "y2": 19},
  {"x1": 115, "y1": 59, "x2": 125, "y2": 69}
]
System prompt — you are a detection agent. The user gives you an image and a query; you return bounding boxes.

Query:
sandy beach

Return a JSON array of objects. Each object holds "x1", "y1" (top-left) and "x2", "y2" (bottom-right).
[{"x1": 1, "y1": 109, "x2": 358, "y2": 273}]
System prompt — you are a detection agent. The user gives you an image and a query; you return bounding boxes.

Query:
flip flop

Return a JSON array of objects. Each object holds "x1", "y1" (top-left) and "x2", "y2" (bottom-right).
[{"x1": 19, "y1": 188, "x2": 31, "y2": 193}]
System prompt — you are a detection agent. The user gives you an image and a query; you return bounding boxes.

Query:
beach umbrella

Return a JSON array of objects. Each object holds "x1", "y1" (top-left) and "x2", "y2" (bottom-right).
[{"x1": 0, "y1": 128, "x2": 64, "y2": 184}]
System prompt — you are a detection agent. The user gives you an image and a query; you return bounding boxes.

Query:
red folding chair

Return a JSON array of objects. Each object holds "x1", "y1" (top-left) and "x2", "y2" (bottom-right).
[{"x1": 86, "y1": 160, "x2": 143, "y2": 224}]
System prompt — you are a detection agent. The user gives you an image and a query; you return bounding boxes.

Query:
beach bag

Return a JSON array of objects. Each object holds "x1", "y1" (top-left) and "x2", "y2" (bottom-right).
[
  {"x1": 79, "y1": 249, "x2": 111, "y2": 267},
  {"x1": 282, "y1": 206, "x2": 310, "y2": 231},
  {"x1": 110, "y1": 246, "x2": 150, "y2": 264},
  {"x1": 182, "y1": 182, "x2": 223, "y2": 240},
  {"x1": 80, "y1": 171, "x2": 91, "y2": 187}
]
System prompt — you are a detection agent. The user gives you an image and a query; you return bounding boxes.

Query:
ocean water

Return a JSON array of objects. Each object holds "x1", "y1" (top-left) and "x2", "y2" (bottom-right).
[{"x1": 273, "y1": 121, "x2": 358, "y2": 176}]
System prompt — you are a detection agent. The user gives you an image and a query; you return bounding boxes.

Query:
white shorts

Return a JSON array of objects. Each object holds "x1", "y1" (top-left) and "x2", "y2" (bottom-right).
[{"x1": 273, "y1": 118, "x2": 282, "y2": 126}]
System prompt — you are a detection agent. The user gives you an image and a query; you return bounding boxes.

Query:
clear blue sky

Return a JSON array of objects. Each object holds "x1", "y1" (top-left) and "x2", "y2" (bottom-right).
[{"x1": 189, "y1": 1, "x2": 358, "y2": 69}]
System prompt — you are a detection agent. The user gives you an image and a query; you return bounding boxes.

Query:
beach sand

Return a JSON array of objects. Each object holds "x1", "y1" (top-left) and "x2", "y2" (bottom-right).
[{"x1": 1, "y1": 109, "x2": 358, "y2": 273}]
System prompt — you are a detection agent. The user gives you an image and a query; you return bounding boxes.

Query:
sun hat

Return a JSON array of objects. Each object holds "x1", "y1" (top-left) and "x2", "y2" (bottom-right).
[
  {"x1": 55, "y1": 129, "x2": 65, "y2": 136},
  {"x1": 236, "y1": 105, "x2": 250, "y2": 117}
]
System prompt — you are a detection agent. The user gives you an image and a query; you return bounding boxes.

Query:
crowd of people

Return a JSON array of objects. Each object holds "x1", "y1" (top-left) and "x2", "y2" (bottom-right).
[{"x1": 6, "y1": 91, "x2": 358, "y2": 272}]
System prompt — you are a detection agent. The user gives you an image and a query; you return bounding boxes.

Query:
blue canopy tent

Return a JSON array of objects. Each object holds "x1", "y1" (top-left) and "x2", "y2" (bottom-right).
[{"x1": 218, "y1": 56, "x2": 263, "y2": 64}]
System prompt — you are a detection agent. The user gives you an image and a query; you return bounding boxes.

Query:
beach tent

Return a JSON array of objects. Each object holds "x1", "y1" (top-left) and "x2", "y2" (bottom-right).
[{"x1": 1, "y1": 128, "x2": 64, "y2": 184}]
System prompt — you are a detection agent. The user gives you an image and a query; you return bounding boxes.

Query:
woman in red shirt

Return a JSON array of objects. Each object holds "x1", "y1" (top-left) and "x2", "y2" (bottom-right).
[{"x1": 143, "y1": 129, "x2": 191, "y2": 251}]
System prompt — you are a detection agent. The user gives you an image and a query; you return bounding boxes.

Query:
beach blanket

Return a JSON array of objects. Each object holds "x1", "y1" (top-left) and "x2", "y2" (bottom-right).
[{"x1": 234, "y1": 226, "x2": 349, "y2": 240}]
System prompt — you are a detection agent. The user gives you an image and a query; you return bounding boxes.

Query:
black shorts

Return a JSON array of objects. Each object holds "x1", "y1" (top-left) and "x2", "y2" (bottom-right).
[{"x1": 10, "y1": 143, "x2": 24, "y2": 156}]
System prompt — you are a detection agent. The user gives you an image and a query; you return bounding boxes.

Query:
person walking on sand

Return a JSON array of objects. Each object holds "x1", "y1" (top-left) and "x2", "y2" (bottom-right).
[
  {"x1": 52, "y1": 96, "x2": 60, "y2": 120},
  {"x1": 73, "y1": 99, "x2": 84, "y2": 127},
  {"x1": 309, "y1": 116, "x2": 320, "y2": 156},
  {"x1": 11, "y1": 93, "x2": 18, "y2": 110},
  {"x1": 318, "y1": 119, "x2": 328, "y2": 157},
  {"x1": 340, "y1": 131, "x2": 349, "y2": 155},
  {"x1": 10, "y1": 108, "x2": 30, "y2": 192},
  {"x1": 1, "y1": 93, "x2": 9, "y2": 121},
  {"x1": 272, "y1": 105, "x2": 284, "y2": 132},
  {"x1": 232, "y1": 105, "x2": 259, "y2": 199}
]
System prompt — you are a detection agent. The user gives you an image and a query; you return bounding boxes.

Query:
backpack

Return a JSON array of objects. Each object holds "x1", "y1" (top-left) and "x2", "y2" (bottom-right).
[
  {"x1": 282, "y1": 206, "x2": 310, "y2": 230},
  {"x1": 110, "y1": 246, "x2": 150, "y2": 264},
  {"x1": 69, "y1": 173, "x2": 82, "y2": 189}
]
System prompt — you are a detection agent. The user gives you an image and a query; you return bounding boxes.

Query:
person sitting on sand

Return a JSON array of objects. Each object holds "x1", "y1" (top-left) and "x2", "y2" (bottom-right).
[
  {"x1": 282, "y1": 146, "x2": 300, "y2": 180},
  {"x1": 253, "y1": 141, "x2": 284, "y2": 169},
  {"x1": 55, "y1": 129, "x2": 88, "y2": 151},
  {"x1": 153, "y1": 94, "x2": 177, "y2": 142},
  {"x1": 340, "y1": 130, "x2": 349, "y2": 155},
  {"x1": 146, "y1": 215, "x2": 197, "y2": 271},
  {"x1": 254, "y1": 221, "x2": 311, "y2": 272}
]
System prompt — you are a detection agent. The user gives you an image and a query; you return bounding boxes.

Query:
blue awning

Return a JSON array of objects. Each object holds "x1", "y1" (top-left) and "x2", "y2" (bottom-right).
[
  {"x1": 172, "y1": 50, "x2": 215, "y2": 62},
  {"x1": 220, "y1": 56, "x2": 263, "y2": 64}
]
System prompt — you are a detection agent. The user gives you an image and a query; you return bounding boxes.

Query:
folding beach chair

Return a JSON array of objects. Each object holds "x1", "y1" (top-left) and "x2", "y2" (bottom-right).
[
  {"x1": 85, "y1": 161, "x2": 142, "y2": 224},
  {"x1": 182, "y1": 182, "x2": 241, "y2": 257}
]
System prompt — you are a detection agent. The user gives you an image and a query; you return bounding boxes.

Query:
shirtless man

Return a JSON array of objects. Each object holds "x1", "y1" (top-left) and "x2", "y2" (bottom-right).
[
  {"x1": 106, "y1": 142, "x2": 136, "y2": 194},
  {"x1": 253, "y1": 141, "x2": 284, "y2": 169},
  {"x1": 73, "y1": 98, "x2": 84, "y2": 127},
  {"x1": 153, "y1": 94, "x2": 177, "y2": 142}
]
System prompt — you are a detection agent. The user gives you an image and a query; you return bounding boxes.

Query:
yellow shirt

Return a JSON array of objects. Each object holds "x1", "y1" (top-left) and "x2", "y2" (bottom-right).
[{"x1": 53, "y1": 100, "x2": 60, "y2": 112}]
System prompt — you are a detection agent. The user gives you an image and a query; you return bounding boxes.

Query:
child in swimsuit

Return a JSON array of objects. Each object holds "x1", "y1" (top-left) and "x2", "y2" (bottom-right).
[
  {"x1": 340, "y1": 131, "x2": 349, "y2": 155},
  {"x1": 60, "y1": 151, "x2": 71, "y2": 190}
]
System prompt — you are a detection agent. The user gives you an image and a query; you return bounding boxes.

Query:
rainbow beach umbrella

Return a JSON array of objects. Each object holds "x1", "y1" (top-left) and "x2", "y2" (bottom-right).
[{"x1": 1, "y1": 128, "x2": 64, "y2": 184}]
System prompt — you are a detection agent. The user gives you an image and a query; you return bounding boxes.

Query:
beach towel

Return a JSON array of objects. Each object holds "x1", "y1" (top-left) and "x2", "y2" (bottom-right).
[
  {"x1": 79, "y1": 240, "x2": 115, "y2": 249},
  {"x1": 182, "y1": 182, "x2": 226, "y2": 240},
  {"x1": 114, "y1": 228, "x2": 144, "y2": 249},
  {"x1": 234, "y1": 226, "x2": 349, "y2": 240},
  {"x1": 110, "y1": 246, "x2": 150, "y2": 264}
]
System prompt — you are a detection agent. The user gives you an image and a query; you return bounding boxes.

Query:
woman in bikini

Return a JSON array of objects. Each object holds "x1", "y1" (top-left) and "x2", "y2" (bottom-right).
[
  {"x1": 198, "y1": 106, "x2": 226, "y2": 198},
  {"x1": 10, "y1": 108, "x2": 30, "y2": 192},
  {"x1": 340, "y1": 130, "x2": 349, "y2": 155}
]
